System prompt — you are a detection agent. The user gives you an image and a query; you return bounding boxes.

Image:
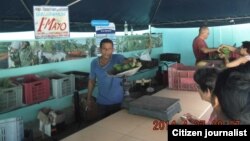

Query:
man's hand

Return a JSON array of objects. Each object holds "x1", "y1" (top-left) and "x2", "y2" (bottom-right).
[
  {"x1": 218, "y1": 44, "x2": 236, "y2": 52},
  {"x1": 218, "y1": 53, "x2": 226, "y2": 59},
  {"x1": 217, "y1": 45, "x2": 228, "y2": 53},
  {"x1": 217, "y1": 45, "x2": 223, "y2": 53},
  {"x1": 86, "y1": 97, "x2": 95, "y2": 111},
  {"x1": 179, "y1": 113, "x2": 205, "y2": 125}
]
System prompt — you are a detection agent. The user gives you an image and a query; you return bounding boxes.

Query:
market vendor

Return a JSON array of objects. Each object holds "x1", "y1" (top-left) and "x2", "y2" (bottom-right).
[
  {"x1": 192, "y1": 26, "x2": 221, "y2": 65},
  {"x1": 86, "y1": 38, "x2": 132, "y2": 119}
]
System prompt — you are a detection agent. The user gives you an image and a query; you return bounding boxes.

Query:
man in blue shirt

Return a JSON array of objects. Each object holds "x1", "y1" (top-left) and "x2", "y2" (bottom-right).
[{"x1": 87, "y1": 38, "x2": 126, "y2": 119}]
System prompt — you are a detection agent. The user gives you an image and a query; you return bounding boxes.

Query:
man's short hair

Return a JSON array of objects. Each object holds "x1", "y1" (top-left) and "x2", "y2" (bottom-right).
[
  {"x1": 100, "y1": 38, "x2": 113, "y2": 48},
  {"x1": 242, "y1": 41, "x2": 250, "y2": 54},
  {"x1": 199, "y1": 26, "x2": 208, "y2": 34}
]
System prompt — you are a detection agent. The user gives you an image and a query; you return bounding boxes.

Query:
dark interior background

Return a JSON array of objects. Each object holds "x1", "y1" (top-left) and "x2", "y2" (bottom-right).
[{"x1": 1, "y1": 0, "x2": 250, "y2": 32}]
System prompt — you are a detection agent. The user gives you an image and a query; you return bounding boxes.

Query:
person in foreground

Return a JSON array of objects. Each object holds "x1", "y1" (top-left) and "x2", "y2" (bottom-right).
[
  {"x1": 86, "y1": 38, "x2": 127, "y2": 119},
  {"x1": 178, "y1": 67, "x2": 228, "y2": 125},
  {"x1": 213, "y1": 62, "x2": 250, "y2": 124}
]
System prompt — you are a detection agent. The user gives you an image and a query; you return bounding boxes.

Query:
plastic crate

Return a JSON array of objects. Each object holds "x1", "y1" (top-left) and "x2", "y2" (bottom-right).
[
  {"x1": 11, "y1": 74, "x2": 51, "y2": 105},
  {"x1": 0, "y1": 117, "x2": 24, "y2": 141},
  {"x1": 168, "y1": 63, "x2": 198, "y2": 91},
  {"x1": 40, "y1": 73, "x2": 75, "y2": 98},
  {"x1": 0, "y1": 84, "x2": 23, "y2": 113},
  {"x1": 64, "y1": 71, "x2": 89, "y2": 91}
]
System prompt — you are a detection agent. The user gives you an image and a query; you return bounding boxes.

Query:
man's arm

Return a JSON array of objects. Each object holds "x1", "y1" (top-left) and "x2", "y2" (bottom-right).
[
  {"x1": 87, "y1": 79, "x2": 96, "y2": 109},
  {"x1": 225, "y1": 56, "x2": 249, "y2": 68},
  {"x1": 200, "y1": 47, "x2": 218, "y2": 54}
]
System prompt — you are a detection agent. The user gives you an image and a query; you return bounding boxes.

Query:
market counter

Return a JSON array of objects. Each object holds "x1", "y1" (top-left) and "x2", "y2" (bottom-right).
[{"x1": 61, "y1": 88, "x2": 212, "y2": 141}]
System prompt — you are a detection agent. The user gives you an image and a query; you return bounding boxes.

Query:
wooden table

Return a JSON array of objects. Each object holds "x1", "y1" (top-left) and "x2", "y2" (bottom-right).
[{"x1": 61, "y1": 89, "x2": 212, "y2": 141}]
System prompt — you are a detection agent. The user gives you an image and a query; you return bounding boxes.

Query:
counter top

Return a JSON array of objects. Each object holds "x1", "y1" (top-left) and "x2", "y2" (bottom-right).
[{"x1": 61, "y1": 88, "x2": 212, "y2": 141}]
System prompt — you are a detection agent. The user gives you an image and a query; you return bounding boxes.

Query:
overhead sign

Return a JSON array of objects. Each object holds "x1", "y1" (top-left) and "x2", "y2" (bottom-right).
[
  {"x1": 95, "y1": 22, "x2": 116, "y2": 34},
  {"x1": 33, "y1": 6, "x2": 70, "y2": 39},
  {"x1": 95, "y1": 22, "x2": 116, "y2": 54},
  {"x1": 91, "y1": 20, "x2": 109, "y2": 26}
]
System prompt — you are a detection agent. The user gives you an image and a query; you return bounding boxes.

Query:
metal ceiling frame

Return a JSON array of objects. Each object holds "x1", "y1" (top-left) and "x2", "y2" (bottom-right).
[
  {"x1": 19, "y1": 0, "x2": 82, "y2": 20},
  {"x1": 152, "y1": 16, "x2": 250, "y2": 26},
  {"x1": 67, "y1": 0, "x2": 81, "y2": 7},
  {"x1": 20, "y1": 0, "x2": 33, "y2": 19}
]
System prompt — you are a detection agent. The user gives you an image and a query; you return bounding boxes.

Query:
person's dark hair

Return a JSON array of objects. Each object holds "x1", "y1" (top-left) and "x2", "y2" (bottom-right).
[
  {"x1": 100, "y1": 38, "x2": 113, "y2": 48},
  {"x1": 194, "y1": 67, "x2": 220, "y2": 93},
  {"x1": 242, "y1": 41, "x2": 250, "y2": 54},
  {"x1": 214, "y1": 62, "x2": 250, "y2": 124}
]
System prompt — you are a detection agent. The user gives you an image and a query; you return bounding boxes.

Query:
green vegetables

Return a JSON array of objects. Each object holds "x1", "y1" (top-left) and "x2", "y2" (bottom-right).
[
  {"x1": 0, "y1": 79, "x2": 13, "y2": 88},
  {"x1": 113, "y1": 64, "x2": 123, "y2": 72},
  {"x1": 221, "y1": 48, "x2": 230, "y2": 55},
  {"x1": 220, "y1": 47, "x2": 231, "y2": 57},
  {"x1": 113, "y1": 63, "x2": 133, "y2": 72},
  {"x1": 122, "y1": 64, "x2": 131, "y2": 71},
  {"x1": 111, "y1": 58, "x2": 142, "y2": 75}
]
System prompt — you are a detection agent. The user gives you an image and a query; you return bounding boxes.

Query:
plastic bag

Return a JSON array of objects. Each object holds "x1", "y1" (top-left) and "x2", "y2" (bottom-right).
[{"x1": 140, "y1": 49, "x2": 152, "y2": 61}]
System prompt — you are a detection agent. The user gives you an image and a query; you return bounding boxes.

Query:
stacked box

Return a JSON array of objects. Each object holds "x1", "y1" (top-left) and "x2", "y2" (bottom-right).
[
  {"x1": 37, "y1": 108, "x2": 66, "y2": 136},
  {"x1": 11, "y1": 74, "x2": 50, "y2": 105},
  {"x1": 44, "y1": 73, "x2": 75, "y2": 98},
  {"x1": 0, "y1": 117, "x2": 24, "y2": 141},
  {"x1": 168, "y1": 63, "x2": 197, "y2": 91},
  {"x1": 64, "y1": 71, "x2": 89, "y2": 91},
  {"x1": 0, "y1": 84, "x2": 23, "y2": 112}
]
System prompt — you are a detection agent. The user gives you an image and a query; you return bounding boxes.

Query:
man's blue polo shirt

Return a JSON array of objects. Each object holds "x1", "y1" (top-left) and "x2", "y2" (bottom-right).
[{"x1": 89, "y1": 54, "x2": 125, "y2": 105}]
